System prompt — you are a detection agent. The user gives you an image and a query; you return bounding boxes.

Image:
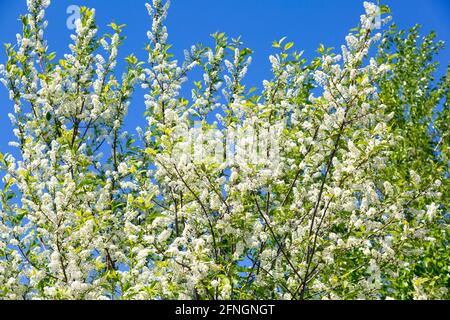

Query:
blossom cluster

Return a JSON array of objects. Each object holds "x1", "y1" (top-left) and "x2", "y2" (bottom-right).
[{"x1": 0, "y1": 0, "x2": 448, "y2": 300}]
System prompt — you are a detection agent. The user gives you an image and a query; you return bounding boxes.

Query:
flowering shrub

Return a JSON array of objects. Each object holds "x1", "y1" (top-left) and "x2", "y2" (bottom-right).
[{"x1": 0, "y1": 0, "x2": 448, "y2": 300}]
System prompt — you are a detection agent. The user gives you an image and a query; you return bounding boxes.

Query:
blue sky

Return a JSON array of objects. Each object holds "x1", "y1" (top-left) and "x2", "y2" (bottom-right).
[{"x1": 0, "y1": 0, "x2": 449, "y2": 154}]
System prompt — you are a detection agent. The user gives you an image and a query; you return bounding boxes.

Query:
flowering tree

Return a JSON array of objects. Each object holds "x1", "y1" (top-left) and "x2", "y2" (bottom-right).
[{"x1": 0, "y1": 0, "x2": 448, "y2": 300}]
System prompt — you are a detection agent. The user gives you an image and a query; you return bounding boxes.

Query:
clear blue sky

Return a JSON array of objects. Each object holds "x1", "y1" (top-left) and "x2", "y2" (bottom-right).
[{"x1": 0, "y1": 0, "x2": 449, "y2": 155}]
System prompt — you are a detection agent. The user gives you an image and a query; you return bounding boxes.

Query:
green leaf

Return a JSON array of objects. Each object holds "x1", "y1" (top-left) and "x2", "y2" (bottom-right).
[
  {"x1": 284, "y1": 42, "x2": 294, "y2": 51},
  {"x1": 317, "y1": 43, "x2": 325, "y2": 54},
  {"x1": 125, "y1": 54, "x2": 138, "y2": 65},
  {"x1": 380, "y1": 5, "x2": 391, "y2": 14},
  {"x1": 48, "y1": 52, "x2": 56, "y2": 61},
  {"x1": 109, "y1": 22, "x2": 118, "y2": 30}
]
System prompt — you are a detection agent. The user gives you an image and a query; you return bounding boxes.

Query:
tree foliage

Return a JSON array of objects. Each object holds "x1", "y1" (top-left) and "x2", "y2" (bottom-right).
[{"x1": 0, "y1": 0, "x2": 448, "y2": 300}]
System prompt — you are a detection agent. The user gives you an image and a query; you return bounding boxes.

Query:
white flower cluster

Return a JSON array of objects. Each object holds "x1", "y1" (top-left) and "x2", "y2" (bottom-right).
[{"x1": 0, "y1": 1, "x2": 447, "y2": 301}]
